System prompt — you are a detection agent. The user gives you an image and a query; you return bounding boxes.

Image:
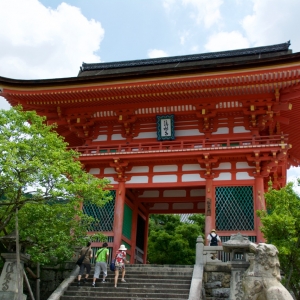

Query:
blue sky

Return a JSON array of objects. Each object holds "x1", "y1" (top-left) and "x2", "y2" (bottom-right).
[{"x1": 1, "y1": 0, "x2": 300, "y2": 184}]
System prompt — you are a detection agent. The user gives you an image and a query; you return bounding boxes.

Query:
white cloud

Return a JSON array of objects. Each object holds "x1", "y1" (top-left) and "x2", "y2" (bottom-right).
[
  {"x1": 0, "y1": 0, "x2": 105, "y2": 81},
  {"x1": 242, "y1": 0, "x2": 300, "y2": 51},
  {"x1": 0, "y1": 97, "x2": 11, "y2": 110},
  {"x1": 147, "y1": 49, "x2": 168, "y2": 58},
  {"x1": 179, "y1": 30, "x2": 191, "y2": 45},
  {"x1": 163, "y1": 0, "x2": 177, "y2": 13},
  {"x1": 205, "y1": 31, "x2": 250, "y2": 52},
  {"x1": 182, "y1": 0, "x2": 223, "y2": 28}
]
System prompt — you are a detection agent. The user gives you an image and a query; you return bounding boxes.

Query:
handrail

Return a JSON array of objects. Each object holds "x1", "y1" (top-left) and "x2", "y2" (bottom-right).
[{"x1": 70, "y1": 134, "x2": 288, "y2": 155}]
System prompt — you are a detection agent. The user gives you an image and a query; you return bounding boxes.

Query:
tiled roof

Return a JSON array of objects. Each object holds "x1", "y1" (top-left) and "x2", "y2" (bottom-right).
[{"x1": 80, "y1": 41, "x2": 291, "y2": 73}]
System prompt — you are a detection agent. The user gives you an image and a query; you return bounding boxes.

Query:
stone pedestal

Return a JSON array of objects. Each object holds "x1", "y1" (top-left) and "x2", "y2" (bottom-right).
[
  {"x1": 222, "y1": 233, "x2": 251, "y2": 300},
  {"x1": 229, "y1": 260, "x2": 249, "y2": 300},
  {"x1": 0, "y1": 253, "x2": 30, "y2": 300}
]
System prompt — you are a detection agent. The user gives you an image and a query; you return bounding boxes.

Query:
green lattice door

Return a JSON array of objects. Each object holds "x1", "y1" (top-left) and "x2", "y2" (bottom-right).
[{"x1": 215, "y1": 186, "x2": 254, "y2": 231}]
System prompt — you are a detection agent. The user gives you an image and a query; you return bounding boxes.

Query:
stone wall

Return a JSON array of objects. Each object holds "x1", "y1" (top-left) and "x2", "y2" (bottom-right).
[
  {"x1": 24, "y1": 262, "x2": 75, "y2": 300},
  {"x1": 203, "y1": 264, "x2": 231, "y2": 299}
]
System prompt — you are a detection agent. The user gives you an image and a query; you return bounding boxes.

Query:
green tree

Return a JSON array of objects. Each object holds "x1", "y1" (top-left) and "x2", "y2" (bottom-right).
[
  {"x1": 0, "y1": 106, "x2": 111, "y2": 264},
  {"x1": 257, "y1": 182, "x2": 300, "y2": 298},
  {"x1": 147, "y1": 214, "x2": 205, "y2": 265}
]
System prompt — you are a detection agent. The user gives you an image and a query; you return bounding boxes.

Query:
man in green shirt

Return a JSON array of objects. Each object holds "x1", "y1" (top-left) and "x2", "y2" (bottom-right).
[{"x1": 92, "y1": 242, "x2": 109, "y2": 287}]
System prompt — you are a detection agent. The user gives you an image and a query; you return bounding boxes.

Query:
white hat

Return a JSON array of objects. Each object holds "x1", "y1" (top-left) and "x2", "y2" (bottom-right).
[{"x1": 118, "y1": 244, "x2": 127, "y2": 251}]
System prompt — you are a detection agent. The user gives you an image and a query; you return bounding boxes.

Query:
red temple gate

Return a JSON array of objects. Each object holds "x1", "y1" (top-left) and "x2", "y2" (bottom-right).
[{"x1": 1, "y1": 41, "x2": 300, "y2": 262}]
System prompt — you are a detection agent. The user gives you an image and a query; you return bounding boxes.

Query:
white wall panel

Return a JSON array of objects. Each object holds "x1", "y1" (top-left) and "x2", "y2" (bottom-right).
[
  {"x1": 104, "y1": 168, "x2": 116, "y2": 174},
  {"x1": 149, "y1": 203, "x2": 169, "y2": 210},
  {"x1": 182, "y1": 164, "x2": 204, "y2": 171},
  {"x1": 163, "y1": 190, "x2": 186, "y2": 197},
  {"x1": 153, "y1": 175, "x2": 177, "y2": 183},
  {"x1": 173, "y1": 203, "x2": 193, "y2": 210},
  {"x1": 214, "y1": 172, "x2": 232, "y2": 180},
  {"x1": 236, "y1": 172, "x2": 254, "y2": 180},
  {"x1": 153, "y1": 165, "x2": 178, "y2": 172},
  {"x1": 191, "y1": 189, "x2": 205, "y2": 196},
  {"x1": 215, "y1": 162, "x2": 231, "y2": 170},
  {"x1": 127, "y1": 166, "x2": 149, "y2": 173},
  {"x1": 138, "y1": 190, "x2": 160, "y2": 198},
  {"x1": 182, "y1": 174, "x2": 205, "y2": 182},
  {"x1": 126, "y1": 176, "x2": 149, "y2": 183},
  {"x1": 93, "y1": 135, "x2": 107, "y2": 141},
  {"x1": 89, "y1": 168, "x2": 100, "y2": 174}
]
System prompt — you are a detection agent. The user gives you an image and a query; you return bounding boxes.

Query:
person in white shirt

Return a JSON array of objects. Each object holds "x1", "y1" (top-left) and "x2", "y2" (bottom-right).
[{"x1": 206, "y1": 229, "x2": 221, "y2": 246}]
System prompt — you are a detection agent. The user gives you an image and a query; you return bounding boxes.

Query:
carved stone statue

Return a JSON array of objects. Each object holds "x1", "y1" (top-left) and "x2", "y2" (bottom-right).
[{"x1": 242, "y1": 242, "x2": 293, "y2": 300}]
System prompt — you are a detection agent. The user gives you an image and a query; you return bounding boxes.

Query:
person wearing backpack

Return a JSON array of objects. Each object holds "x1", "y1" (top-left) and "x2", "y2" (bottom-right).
[
  {"x1": 92, "y1": 242, "x2": 110, "y2": 287},
  {"x1": 77, "y1": 241, "x2": 93, "y2": 286},
  {"x1": 207, "y1": 229, "x2": 221, "y2": 246}
]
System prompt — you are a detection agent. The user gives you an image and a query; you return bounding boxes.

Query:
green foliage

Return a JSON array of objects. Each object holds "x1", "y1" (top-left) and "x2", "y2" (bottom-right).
[
  {"x1": 0, "y1": 106, "x2": 111, "y2": 264},
  {"x1": 257, "y1": 182, "x2": 300, "y2": 297},
  {"x1": 147, "y1": 214, "x2": 205, "y2": 265}
]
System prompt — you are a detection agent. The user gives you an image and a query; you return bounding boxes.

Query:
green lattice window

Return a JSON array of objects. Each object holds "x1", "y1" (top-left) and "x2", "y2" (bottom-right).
[
  {"x1": 215, "y1": 186, "x2": 254, "y2": 231},
  {"x1": 122, "y1": 204, "x2": 132, "y2": 239},
  {"x1": 83, "y1": 190, "x2": 116, "y2": 231}
]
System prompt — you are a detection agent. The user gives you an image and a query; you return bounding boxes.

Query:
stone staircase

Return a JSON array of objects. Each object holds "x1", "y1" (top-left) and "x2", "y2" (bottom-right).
[{"x1": 60, "y1": 264, "x2": 193, "y2": 300}]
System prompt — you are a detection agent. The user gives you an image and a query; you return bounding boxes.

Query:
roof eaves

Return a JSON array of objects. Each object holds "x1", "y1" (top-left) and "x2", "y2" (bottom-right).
[{"x1": 79, "y1": 41, "x2": 291, "y2": 74}]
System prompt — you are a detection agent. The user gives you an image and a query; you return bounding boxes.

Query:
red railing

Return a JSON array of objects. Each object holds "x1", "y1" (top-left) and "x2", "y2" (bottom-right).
[{"x1": 71, "y1": 134, "x2": 288, "y2": 155}]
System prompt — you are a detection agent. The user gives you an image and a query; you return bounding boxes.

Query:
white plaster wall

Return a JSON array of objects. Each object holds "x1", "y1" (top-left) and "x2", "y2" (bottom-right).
[
  {"x1": 153, "y1": 175, "x2": 177, "y2": 183},
  {"x1": 127, "y1": 166, "x2": 149, "y2": 173},
  {"x1": 214, "y1": 172, "x2": 232, "y2": 180},
  {"x1": 182, "y1": 174, "x2": 205, "y2": 182},
  {"x1": 215, "y1": 162, "x2": 231, "y2": 170},
  {"x1": 149, "y1": 203, "x2": 169, "y2": 210},
  {"x1": 163, "y1": 190, "x2": 186, "y2": 197},
  {"x1": 153, "y1": 165, "x2": 178, "y2": 172},
  {"x1": 135, "y1": 132, "x2": 157, "y2": 139},
  {"x1": 111, "y1": 134, "x2": 126, "y2": 140},
  {"x1": 212, "y1": 127, "x2": 229, "y2": 134},
  {"x1": 233, "y1": 126, "x2": 250, "y2": 133},
  {"x1": 182, "y1": 164, "x2": 204, "y2": 171},
  {"x1": 89, "y1": 168, "x2": 100, "y2": 174},
  {"x1": 236, "y1": 172, "x2": 254, "y2": 180},
  {"x1": 236, "y1": 162, "x2": 253, "y2": 169},
  {"x1": 104, "y1": 168, "x2": 116, "y2": 174},
  {"x1": 93, "y1": 135, "x2": 107, "y2": 141},
  {"x1": 126, "y1": 176, "x2": 149, "y2": 183},
  {"x1": 138, "y1": 190, "x2": 160, "y2": 198},
  {"x1": 191, "y1": 189, "x2": 205, "y2": 196},
  {"x1": 173, "y1": 203, "x2": 193, "y2": 210},
  {"x1": 175, "y1": 129, "x2": 204, "y2": 136}
]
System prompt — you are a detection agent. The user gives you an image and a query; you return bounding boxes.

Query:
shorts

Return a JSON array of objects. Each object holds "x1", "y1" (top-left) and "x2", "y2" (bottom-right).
[
  {"x1": 115, "y1": 261, "x2": 125, "y2": 271},
  {"x1": 94, "y1": 261, "x2": 107, "y2": 278},
  {"x1": 79, "y1": 263, "x2": 91, "y2": 275}
]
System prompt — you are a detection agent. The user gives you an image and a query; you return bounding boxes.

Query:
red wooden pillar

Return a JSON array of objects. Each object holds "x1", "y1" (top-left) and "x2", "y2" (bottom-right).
[
  {"x1": 254, "y1": 176, "x2": 266, "y2": 243},
  {"x1": 113, "y1": 181, "x2": 126, "y2": 255},
  {"x1": 130, "y1": 200, "x2": 138, "y2": 263},
  {"x1": 205, "y1": 178, "x2": 214, "y2": 245},
  {"x1": 143, "y1": 213, "x2": 149, "y2": 264}
]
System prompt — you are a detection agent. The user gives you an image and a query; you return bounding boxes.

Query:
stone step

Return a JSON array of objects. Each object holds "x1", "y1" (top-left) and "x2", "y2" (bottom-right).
[
  {"x1": 70, "y1": 282, "x2": 191, "y2": 289},
  {"x1": 58, "y1": 264, "x2": 193, "y2": 299},
  {"x1": 66, "y1": 288, "x2": 189, "y2": 295},
  {"x1": 62, "y1": 290, "x2": 189, "y2": 299},
  {"x1": 61, "y1": 297, "x2": 186, "y2": 300}
]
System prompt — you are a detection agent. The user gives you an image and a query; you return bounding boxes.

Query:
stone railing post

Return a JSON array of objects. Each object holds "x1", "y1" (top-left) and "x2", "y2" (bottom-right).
[
  {"x1": 189, "y1": 235, "x2": 205, "y2": 300},
  {"x1": 195, "y1": 235, "x2": 204, "y2": 265}
]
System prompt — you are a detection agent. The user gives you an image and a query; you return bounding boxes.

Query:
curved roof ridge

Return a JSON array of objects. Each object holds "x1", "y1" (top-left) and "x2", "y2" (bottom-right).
[{"x1": 80, "y1": 41, "x2": 291, "y2": 73}]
